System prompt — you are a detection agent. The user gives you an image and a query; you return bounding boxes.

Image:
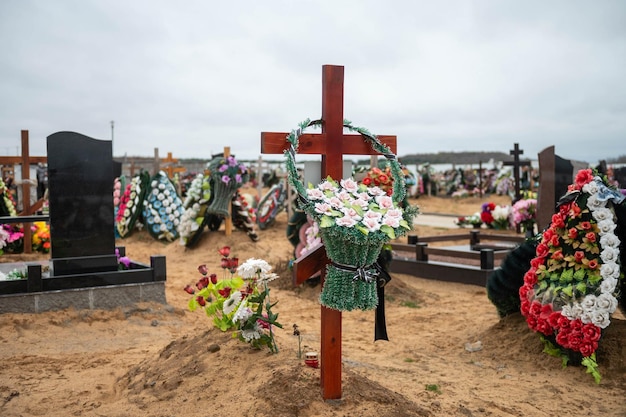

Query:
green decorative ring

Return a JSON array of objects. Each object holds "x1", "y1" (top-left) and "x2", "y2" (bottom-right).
[{"x1": 283, "y1": 118, "x2": 407, "y2": 206}]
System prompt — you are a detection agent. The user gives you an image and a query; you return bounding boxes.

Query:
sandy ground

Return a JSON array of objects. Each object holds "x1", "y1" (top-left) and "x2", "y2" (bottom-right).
[{"x1": 1, "y1": 195, "x2": 625, "y2": 417}]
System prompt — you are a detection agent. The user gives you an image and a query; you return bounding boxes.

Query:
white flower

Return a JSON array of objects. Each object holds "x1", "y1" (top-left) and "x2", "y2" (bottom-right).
[
  {"x1": 328, "y1": 196, "x2": 344, "y2": 210},
  {"x1": 158, "y1": 183, "x2": 165, "y2": 190},
  {"x1": 560, "y1": 303, "x2": 583, "y2": 320},
  {"x1": 340, "y1": 178, "x2": 359, "y2": 193},
  {"x1": 336, "y1": 215, "x2": 358, "y2": 227},
  {"x1": 232, "y1": 300, "x2": 253, "y2": 324},
  {"x1": 362, "y1": 216, "x2": 382, "y2": 232},
  {"x1": 599, "y1": 277, "x2": 618, "y2": 294},
  {"x1": 368, "y1": 186, "x2": 386, "y2": 196},
  {"x1": 595, "y1": 293, "x2": 618, "y2": 313},
  {"x1": 600, "y1": 247, "x2": 620, "y2": 264},
  {"x1": 600, "y1": 233, "x2": 621, "y2": 249},
  {"x1": 318, "y1": 180, "x2": 337, "y2": 192},
  {"x1": 151, "y1": 180, "x2": 158, "y2": 188},
  {"x1": 590, "y1": 310, "x2": 611, "y2": 329},
  {"x1": 580, "y1": 294, "x2": 597, "y2": 311},
  {"x1": 375, "y1": 195, "x2": 394, "y2": 209},
  {"x1": 314, "y1": 202, "x2": 333, "y2": 215},
  {"x1": 586, "y1": 194, "x2": 606, "y2": 210},
  {"x1": 600, "y1": 262, "x2": 620, "y2": 279},
  {"x1": 341, "y1": 207, "x2": 362, "y2": 221},
  {"x1": 382, "y1": 215, "x2": 401, "y2": 228},
  {"x1": 241, "y1": 324, "x2": 262, "y2": 342},
  {"x1": 237, "y1": 258, "x2": 273, "y2": 279},
  {"x1": 596, "y1": 219, "x2": 616, "y2": 235},
  {"x1": 223, "y1": 291, "x2": 243, "y2": 315},
  {"x1": 592, "y1": 207, "x2": 613, "y2": 222},
  {"x1": 582, "y1": 180, "x2": 600, "y2": 195}
]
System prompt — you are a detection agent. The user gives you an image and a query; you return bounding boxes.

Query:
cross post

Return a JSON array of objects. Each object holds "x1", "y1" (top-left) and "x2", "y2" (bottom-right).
[
  {"x1": 502, "y1": 143, "x2": 531, "y2": 202},
  {"x1": 260, "y1": 65, "x2": 397, "y2": 400}
]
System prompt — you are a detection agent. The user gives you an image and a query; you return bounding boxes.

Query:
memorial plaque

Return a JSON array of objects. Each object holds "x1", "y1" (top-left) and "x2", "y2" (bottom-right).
[{"x1": 47, "y1": 132, "x2": 117, "y2": 275}]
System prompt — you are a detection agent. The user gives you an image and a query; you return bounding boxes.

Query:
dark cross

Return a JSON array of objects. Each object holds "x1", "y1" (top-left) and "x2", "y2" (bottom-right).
[
  {"x1": 260, "y1": 65, "x2": 397, "y2": 400},
  {"x1": 502, "y1": 143, "x2": 531, "y2": 202}
]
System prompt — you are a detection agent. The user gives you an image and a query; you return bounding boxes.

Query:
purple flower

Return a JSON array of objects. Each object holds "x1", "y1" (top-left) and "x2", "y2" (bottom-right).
[
  {"x1": 235, "y1": 174, "x2": 242, "y2": 183},
  {"x1": 221, "y1": 175, "x2": 231, "y2": 184},
  {"x1": 119, "y1": 256, "x2": 131, "y2": 268},
  {"x1": 218, "y1": 164, "x2": 228, "y2": 172},
  {"x1": 227, "y1": 156, "x2": 237, "y2": 167}
]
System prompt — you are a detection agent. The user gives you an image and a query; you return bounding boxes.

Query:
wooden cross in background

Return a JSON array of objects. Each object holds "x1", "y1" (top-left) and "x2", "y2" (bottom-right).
[{"x1": 260, "y1": 65, "x2": 397, "y2": 400}]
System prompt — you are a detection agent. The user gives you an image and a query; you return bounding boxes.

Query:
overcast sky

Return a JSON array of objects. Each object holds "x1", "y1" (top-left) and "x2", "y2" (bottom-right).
[{"x1": 1, "y1": 1, "x2": 625, "y2": 165}]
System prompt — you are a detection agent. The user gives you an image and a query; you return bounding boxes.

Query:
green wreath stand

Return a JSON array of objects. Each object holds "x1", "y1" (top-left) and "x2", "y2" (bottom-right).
[{"x1": 285, "y1": 119, "x2": 416, "y2": 312}]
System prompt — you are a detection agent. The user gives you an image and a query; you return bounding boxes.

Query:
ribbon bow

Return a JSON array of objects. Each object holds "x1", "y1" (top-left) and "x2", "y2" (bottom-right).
[{"x1": 330, "y1": 261, "x2": 379, "y2": 283}]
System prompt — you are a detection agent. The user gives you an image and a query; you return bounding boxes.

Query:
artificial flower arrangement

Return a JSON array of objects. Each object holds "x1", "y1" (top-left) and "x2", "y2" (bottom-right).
[
  {"x1": 0, "y1": 268, "x2": 27, "y2": 281},
  {"x1": 519, "y1": 168, "x2": 625, "y2": 383},
  {"x1": 480, "y1": 202, "x2": 512, "y2": 230},
  {"x1": 31, "y1": 221, "x2": 51, "y2": 253},
  {"x1": 113, "y1": 176, "x2": 126, "y2": 238},
  {"x1": 116, "y1": 171, "x2": 150, "y2": 238},
  {"x1": 0, "y1": 178, "x2": 17, "y2": 217},
  {"x1": 143, "y1": 171, "x2": 184, "y2": 242},
  {"x1": 205, "y1": 155, "x2": 250, "y2": 217},
  {"x1": 178, "y1": 173, "x2": 212, "y2": 247},
  {"x1": 185, "y1": 246, "x2": 282, "y2": 353},
  {"x1": 0, "y1": 224, "x2": 24, "y2": 254},
  {"x1": 511, "y1": 198, "x2": 537, "y2": 234},
  {"x1": 284, "y1": 119, "x2": 418, "y2": 311},
  {"x1": 362, "y1": 166, "x2": 394, "y2": 196},
  {"x1": 455, "y1": 213, "x2": 483, "y2": 228}
]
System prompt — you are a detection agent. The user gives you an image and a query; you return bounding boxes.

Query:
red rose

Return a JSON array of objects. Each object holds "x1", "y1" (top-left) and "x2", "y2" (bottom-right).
[
  {"x1": 481, "y1": 212, "x2": 494, "y2": 224},
  {"x1": 536, "y1": 318, "x2": 553, "y2": 336},
  {"x1": 549, "y1": 235, "x2": 560, "y2": 247},
  {"x1": 556, "y1": 330, "x2": 570, "y2": 347},
  {"x1": 362, "y1": 177, "x2": 372, "y2": 186},
  {"x1": 569, "y1": 203, "x2": 581, "y2": 218},
  {"x1": 582, "y1": 323, "x2": 602, "y2": 342},
  {"x1": 543, "y1": 228, "x2": 556, "y2": 242},
  {"x1": 551, "y1": 249, "x2": 564, "y2": 261},
  {"x1": 568, "y1": 228, "x2": 578, "y2": 240},
  {"x1": 536, "y1": 243, "x2": 550, "y2": 258},
  {"x1": 567, "y1": 333, "x2": 582, "y2": 350},
  {"x1": 523, "y1": 270, "x2": 538, "y2": 286},
  {"x1": 580, "y1": 221, "x2": 592, "y2": 231},
  {"x1": 530, "y1": 257, "x2": 544, "y2": 269},
  {"x1": 529, "y1": 301, "x2": 542, "y2": 317},
  {"x1": 579, "y1": 341, "x2": 598, "y2": 358},
  {"x1": 574, "y1": 251, "x2": 585, "y2": 263},
  {"x1": 574, "y1": 169, "x2": 594, "y2": 189},
  {"x1": 548, "y1": 311, "x2": 562, "y2": 328},
  {"x1": 588, "y1": 259, "x2": 598, "y2": 269},
  {"x1": 585, "y1": 232, "x2": 596, "y2": 243},
  {"x1": 551, "y1": 213, "x2": 566, "y2": 229},
  {"x1": 520, "y1": 298, "x2": 531, "y2": 316}
]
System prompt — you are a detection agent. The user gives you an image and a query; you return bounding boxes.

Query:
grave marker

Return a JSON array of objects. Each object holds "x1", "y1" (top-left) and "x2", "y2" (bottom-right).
[
  {"x1": 47, "y1": 131, "x2": 118, "y2": 276},
  {"x1": 261, "y1": 65, "x2": 397, "y2": 400},
  {"x1": 502, "y1": 143, "x2": 531, "y2": 202}
]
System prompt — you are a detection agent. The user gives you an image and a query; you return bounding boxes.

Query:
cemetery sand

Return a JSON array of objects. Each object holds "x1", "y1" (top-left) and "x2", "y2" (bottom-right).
[{"x1": 1, "y1": 195, "x2": 625, "y2": 417}]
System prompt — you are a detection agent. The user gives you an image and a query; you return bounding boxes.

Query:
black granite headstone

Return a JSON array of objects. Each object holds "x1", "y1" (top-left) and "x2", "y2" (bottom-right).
[
  {"x1": 554, "y1": 154, "x2": 573, "y2": 202},
  {"x1": 47, "y1": 132, "x2": 117, "y2": 276}
]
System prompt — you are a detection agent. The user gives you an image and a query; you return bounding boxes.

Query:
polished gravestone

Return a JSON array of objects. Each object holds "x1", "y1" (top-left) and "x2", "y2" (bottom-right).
[{"x1": 47, "y1": 132, "x2": 118, "y2": 276}]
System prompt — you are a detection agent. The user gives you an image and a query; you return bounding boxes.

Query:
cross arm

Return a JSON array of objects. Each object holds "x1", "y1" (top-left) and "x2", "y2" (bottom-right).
[
  {"x1": 292, "y1": 243, "x2": 327, "y2": 286},
  {"x1": 261, "y1": 132, "x2": 397, "y2": 155}
]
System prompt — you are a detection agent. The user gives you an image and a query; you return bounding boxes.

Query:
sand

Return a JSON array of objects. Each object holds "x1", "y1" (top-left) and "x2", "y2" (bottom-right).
[{"x1": 0, "y1": 195, "x2": 625, "y2": 417}]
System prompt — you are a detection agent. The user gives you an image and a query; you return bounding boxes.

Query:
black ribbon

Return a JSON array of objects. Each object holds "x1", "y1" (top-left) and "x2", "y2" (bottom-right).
[
  {"x1": 329, "y1": 260, "x2": 391, "y2": 341},
  {"x1": 329, "y1": 261, "x2": 379, "y2": 283}
]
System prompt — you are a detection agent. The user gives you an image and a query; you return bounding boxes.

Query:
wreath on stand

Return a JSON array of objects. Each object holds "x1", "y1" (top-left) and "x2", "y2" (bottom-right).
[{"x1": 284, "y1": 119, "x2": 418, "y2": 312}]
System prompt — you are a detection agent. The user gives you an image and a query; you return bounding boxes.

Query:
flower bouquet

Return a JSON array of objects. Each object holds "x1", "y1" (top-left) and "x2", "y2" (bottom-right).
[
  {"x1": 142, "y1": 171, "x2": 184, "y2": 242},
  {"x1": 511, "y1": 198, "x2": 537, "y2": 235},
  {"x1": 0, "y1": 224, "x2": 24, "y2": 255},
  {"x1": 481, "y1": 202, "x2": 511, "y2": 230},
  {"x1": 205, "y1": 155, "x2": 250, "y2": 217},
  {"x1": 31, "y1": 221, "x2": 51, "y2": 253},
  {"x1": 284, "y1": 119, "x2": 417, "y2": 311},
  {"x1": 455, "y1": 213, "x2": 483, "y2": 228},
  {"x1": 178, "y1": 173, "x2": 212, "y2": 247},
  {"x1": 116, "y1": 171, "x2": 150, "y2": 238},
  {"x1": 362, "y1": 166, "x2": 394, "y2": 196},
  {"x1": 186, "y1": 247, "x2": 282, "y2": 353},
  {"x1": 519, "y1": 169, "x2": 625, "y2": 383},
  {"x1": 0, "y1": 178, "x2": 17, "y2": 217},
  {"x1": 113, "y1": 176, "x2": 127, "y2": 238}
]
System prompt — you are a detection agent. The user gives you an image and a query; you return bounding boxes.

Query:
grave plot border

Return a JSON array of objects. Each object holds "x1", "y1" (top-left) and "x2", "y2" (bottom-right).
[{"x1": 389, "y1": 231, "x2": 525, "y2": 286}]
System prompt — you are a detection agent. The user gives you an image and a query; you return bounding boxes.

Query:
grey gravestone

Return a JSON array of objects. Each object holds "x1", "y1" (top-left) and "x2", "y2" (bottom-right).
[{"x1": 47, "y1": 132, "x2": 117, "y2": 276}]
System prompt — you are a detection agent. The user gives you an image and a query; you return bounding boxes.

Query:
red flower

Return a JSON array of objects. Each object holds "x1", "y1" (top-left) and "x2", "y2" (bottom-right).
[
  {"x1": 574, "y1": 251, "x2": 585, "y2": 263},
  {"x1": 480, "y1": 212, "x2": 494, "y2": 224},
  {"x1": 218, "y1": 287, "x2": 231, "y2": 298},
  {"x1": 536, "y1": 243, "x2": 550, "y2": 258},
  {"x1": 568, "y1": 228, "x2": 578, "y2": 240},
  {"x1": 184, "y1": 284, "x2": 195, "y2": 295},
  {"x1": 196, "y1": 296, "x2": 206, "y2": 307},
  {"x1": 220, "y1": 258, "x2": 230, "y2": 269},
  {"x1": 198, "y1": 264, "x2": 208, "y2": 276},
  {"x1": 210, "y1": 273, "x2": 218, "y2": 284},
  {"x1": 585, "y1": 232, "x2": 596, "y2": 243},
  {"x1": 551, "y1": 249, "x2": 564, "y2": 261},
  {"x1": 574, "y1": 169, "x2": 594, "y2": 189},
  {"x1": 218, "y1": 246, "x2": 231, "y2": 257},
  {"x1": 362, "y1": 177, "x2": 372, "y2": 186},
  {"x1": 551, "y1": 213, "x2": 566, "y2": 229},
  {"x1": 523, "y1": 270, "x2": 538, "y2": 285},
  {"x1": 196, "y1": 276, "x2": 209, "y2": 289},
  {"x1": 582, "y1": 323, "x2": 601, "y2": 342},
  {"x1": 588, "y1": 259, "x2": 598, "y2": 270},
  {"x1": 579, "y1": 341, "x2": 598, "y2": 357},
  {"x1": 549, "y1": 235, "x2": 560, "y2": 247},
  {"x1": 580, "y1": 221, "x2": 592, "y2": 231}
]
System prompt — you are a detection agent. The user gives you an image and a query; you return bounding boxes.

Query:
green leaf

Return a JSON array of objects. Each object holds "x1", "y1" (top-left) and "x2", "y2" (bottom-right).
[
  {"x1": 381, "y1": 225, "x2": 396, "y2": 240},
  {"x1": 582, "y1": 354, "x2": 602, "y2": 384},
  {"x1": 561, "y1": 285, "x2": 573, "y2": 297},
  {"x1": 399, "y1": 219, "x2": 411, "y2": 229},
  {"x1": 356, "y1": 225, "x2": 369, "y2": 235},
  {"x1": 319, "y1": 216, "x2": 335, "y2": 228}
]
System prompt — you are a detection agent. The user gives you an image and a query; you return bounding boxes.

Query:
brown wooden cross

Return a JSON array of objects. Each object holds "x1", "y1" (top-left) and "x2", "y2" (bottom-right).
[
  {"x1": 260, "y1": 65, "x2": 397, "y2": 400},
  {"x1": 0, "y1": 130, "x2": 48, "y2": 253}
]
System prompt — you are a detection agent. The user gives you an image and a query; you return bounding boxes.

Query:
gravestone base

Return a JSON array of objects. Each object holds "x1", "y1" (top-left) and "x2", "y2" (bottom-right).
[{"x1": 0, "y1": 281, "x2": 166, "y2": 314}]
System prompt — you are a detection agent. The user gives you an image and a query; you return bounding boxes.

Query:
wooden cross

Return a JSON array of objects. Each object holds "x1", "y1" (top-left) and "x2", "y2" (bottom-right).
[
  {"x1": 503, "y1": 143, "x2": 531, "y2": 202},
  {"x1": 0, "y1": 130, "x2": 48, "y2": 254},
  {"x1": 260, "y1": 65, "x2": 397, "y2": 400}
]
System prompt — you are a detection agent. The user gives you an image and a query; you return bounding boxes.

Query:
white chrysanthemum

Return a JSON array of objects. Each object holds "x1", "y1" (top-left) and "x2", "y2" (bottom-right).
[
  {"x1": 237, "y1": 258, "x2": 272, "y2": 279},
  {"x1": 241, "y1": 324, "x2": 262, "y2": 342},
  {"x1": 223, "y1": 291, "x2": 243, "y2": 315},
  {"x1": 232, "y1": 300, "x2": 253, "y2": 324}
]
